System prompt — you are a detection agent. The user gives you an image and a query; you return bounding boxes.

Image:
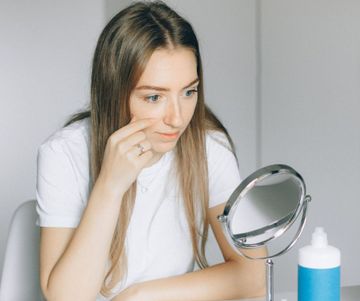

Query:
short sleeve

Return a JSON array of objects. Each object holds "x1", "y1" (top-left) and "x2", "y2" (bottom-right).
[
  {"x1": 36, "y1": 140, "x2": 86, "y2": 228},
  {"x1": 207, "y1": 132, "x2": 241, "y2": 208}
]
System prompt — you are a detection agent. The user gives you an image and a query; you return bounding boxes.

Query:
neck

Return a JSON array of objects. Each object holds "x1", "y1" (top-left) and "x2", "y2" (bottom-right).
[{"x1": 144, "y1": 151, "x2": 163, "y2": 168}]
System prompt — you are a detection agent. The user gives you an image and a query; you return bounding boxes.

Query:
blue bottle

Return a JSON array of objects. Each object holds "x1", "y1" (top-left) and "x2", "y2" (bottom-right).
[{"x1": 298, "y1": 227, "x2": 341, "y2": 301}]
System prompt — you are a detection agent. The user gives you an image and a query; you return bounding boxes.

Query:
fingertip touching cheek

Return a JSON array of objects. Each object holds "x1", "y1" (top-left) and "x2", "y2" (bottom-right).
[{"x1": 129, "y1": 47, "x2": 199, "y2": 154}]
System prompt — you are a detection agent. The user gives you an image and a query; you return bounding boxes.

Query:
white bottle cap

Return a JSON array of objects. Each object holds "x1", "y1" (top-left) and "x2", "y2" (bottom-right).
[{"x1": 311, "y1": 227, "x2": 328, "y2": 248}]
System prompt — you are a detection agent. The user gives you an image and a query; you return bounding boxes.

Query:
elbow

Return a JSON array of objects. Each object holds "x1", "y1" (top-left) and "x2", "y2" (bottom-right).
[
  {"x1": 248, "y1": 281, "x2": 266, "y2": 298},
  {"x1": 41, "y1": 277, "x2": 97, "y2": 301},
  {"x1": 245, "y1": 263, "x2": 267, "y2": 298},
  {"x1": 40, "y1": 276, "x2": 51, "y2": 301},
  {"x1": 234, "y1": 278, "x2": 266, "y2": 300},
  {"x1": 40, "y1": 274, "x2": 63, "y2": 301},
  {"x1": 230, "y1": 258, "x2": 267, "y2": 299},
  {"x1": 42, "y1": 291, "x2": 97, "y2": 301},
  {"x1": 41, "y1": 280, "x2": 61, "y2": 301},
  {"x1": 235, "y1": 276, "x2": 266, "y2": 299}
]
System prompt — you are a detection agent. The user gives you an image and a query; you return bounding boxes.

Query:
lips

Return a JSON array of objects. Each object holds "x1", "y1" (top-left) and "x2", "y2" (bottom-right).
[
  {"x1": 158, "y1": 131, "x2": 180, "y2": 139},
  {"x1": 159, "y1": 132, "x2": 179, "y2": 135}
]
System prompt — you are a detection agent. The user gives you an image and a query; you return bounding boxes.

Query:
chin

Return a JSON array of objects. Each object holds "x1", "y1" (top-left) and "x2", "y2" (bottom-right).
[{"x1": 152, "y1": 141, "x2": 178, "y2": 154}]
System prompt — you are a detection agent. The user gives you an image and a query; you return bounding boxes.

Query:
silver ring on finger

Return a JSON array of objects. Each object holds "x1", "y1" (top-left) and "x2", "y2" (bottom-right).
[{"x1": 136, "y1": 143, "x2": 145, "y2": 156}]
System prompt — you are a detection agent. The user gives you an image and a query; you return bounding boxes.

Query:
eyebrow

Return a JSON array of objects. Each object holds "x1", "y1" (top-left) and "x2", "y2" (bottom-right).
[{"x1": 135, "y1": 78, "x2": 199, "y2": 92}]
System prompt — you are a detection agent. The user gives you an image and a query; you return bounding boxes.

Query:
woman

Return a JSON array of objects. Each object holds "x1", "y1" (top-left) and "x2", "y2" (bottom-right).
[{"x1": 36, "y1": 1, "x2": 266, "y2": 300}]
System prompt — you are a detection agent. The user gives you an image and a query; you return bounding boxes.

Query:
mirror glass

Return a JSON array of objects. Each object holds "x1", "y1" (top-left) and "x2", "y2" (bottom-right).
[{"x1": 225, "y1": 165, "x2": 306, "y2": 247}]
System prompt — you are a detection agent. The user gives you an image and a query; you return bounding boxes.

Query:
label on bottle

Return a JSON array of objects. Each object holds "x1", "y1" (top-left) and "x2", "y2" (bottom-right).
[{"x1": 298, "y1": 265, "x2": 340, "y2": 301}]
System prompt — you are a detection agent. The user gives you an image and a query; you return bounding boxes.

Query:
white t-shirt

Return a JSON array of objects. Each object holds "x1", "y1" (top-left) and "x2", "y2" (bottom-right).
[{"x1": 36, "y1": 118, "x2": 241, "y2": 300}]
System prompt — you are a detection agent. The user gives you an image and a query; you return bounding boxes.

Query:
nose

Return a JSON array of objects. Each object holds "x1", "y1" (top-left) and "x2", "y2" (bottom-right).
[{"x1": 163, "y1": 97, "x2": 183, "y2": 128}]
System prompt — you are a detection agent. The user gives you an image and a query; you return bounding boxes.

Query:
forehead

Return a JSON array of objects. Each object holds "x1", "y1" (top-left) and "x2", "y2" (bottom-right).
[{"x1": 136, "y1": 47, "x2": 198, "y2": 89}]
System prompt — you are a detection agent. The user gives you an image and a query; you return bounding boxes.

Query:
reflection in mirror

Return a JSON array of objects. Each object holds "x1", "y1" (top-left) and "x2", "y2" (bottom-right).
[{"x1": 230, "y1": 173, "x2": 304, "y2": 245}]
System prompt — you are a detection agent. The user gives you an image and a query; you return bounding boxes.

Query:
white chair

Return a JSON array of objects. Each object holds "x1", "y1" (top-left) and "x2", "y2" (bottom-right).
[{"x1": 0, "y1": 200, "x2": 45, "y2": 301}]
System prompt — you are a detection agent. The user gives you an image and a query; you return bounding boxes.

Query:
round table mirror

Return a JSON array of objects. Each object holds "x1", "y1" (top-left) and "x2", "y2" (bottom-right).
[{"x1": 217, "y1": 164, "x2": 311, "y2": 301}]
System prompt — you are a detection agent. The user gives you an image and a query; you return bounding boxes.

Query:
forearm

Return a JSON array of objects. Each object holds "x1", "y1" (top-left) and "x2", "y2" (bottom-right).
[
  {"x1": 132, "y1": 260, "x2": 266, "y2": 301},
  {"x1": 45, "y1": 180, "x2": 122, "y2": 300}
]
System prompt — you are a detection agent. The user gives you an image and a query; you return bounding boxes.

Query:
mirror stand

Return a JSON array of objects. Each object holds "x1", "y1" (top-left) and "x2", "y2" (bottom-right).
[
  {"x1": 263, "y1": 194, "x2": 311, "y2": 301},
  {"x1": 266, "y1": 259, "x2": 274, "y2": 301}
]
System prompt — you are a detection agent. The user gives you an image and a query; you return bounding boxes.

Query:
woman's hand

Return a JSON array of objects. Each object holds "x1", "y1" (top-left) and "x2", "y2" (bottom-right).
[{"x1": 96, "y1": 118, "x2": 156, "y2": 200}]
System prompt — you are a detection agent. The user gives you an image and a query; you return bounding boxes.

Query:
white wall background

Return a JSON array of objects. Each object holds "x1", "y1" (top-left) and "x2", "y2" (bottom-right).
[
  {"x1": 0, "y1": 0, "x2": 105, "y2": 275},
  {"x1": 260, "y1": 0, "x2": 360, "y2": 291},
  {"x1": 0, "y1": 0, "x2": 359, "y2": 294}
]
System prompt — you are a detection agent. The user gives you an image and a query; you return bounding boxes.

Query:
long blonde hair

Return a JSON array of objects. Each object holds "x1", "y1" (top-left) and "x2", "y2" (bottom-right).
[{"x1": 65, "y1": 1, "x2": 237, "y2": 296}]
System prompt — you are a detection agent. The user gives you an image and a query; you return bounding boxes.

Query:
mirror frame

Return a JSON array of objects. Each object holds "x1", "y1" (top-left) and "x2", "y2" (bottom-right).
[{"x1": 218, "y1": 164, "x2": 311, "y2": 260}]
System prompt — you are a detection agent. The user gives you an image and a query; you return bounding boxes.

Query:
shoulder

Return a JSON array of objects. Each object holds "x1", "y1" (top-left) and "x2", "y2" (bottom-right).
[
  {"x1": 205, "y1": 130, "x2": 238, "y2": 175},
  {"x1": 36, "y1": 118, "x2": 91, "y2": 227},
  {"x1": 205, "y1": 131, "x2": 241, "y2": 207},
  {"x1": 205, "y1": 130, "x2": 234, "y2": 156},
  {"x1": 38, "y1": 117, "x2": 90, "y2": 156}
]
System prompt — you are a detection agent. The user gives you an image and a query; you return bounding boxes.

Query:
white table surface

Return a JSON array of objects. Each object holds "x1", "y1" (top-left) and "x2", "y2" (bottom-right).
[{"x1": 225, "y1": 285, "x2": 360, "y2": 301}]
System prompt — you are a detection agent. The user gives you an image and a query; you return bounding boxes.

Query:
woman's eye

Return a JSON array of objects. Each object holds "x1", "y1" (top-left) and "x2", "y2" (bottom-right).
[
  {"x1": 185, "y1": 89, "x2": 198, "y2": 97},
  {"x1": 145, "y1": 95, "x2": 160, "y2": 103}
]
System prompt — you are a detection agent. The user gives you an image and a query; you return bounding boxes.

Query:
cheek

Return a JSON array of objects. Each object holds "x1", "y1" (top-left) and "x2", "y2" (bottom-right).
[
  {"x1": 132, "y1": 111, "x2": 156, "y2": 120},
  {"x1": 130, "y1": 101, "x2": 162, "y2": 120},
  {"x1": 183, "y1": 100, "x2": 197, "y2": 122}
]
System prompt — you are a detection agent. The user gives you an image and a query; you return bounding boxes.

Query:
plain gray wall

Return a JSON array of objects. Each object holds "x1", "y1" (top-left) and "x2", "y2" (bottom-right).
[
  {"x1": 260, "y1": 0, "x2": 360, "y2": 291},
  {"x1": 1, "y1": 0, "x2": 359, "y2": 294},
  {"x1": 0, "y1": 0, "x2": 105, "y2": 274}
]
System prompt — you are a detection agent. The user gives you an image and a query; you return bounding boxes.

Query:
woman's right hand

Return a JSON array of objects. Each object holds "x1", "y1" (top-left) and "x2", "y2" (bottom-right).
[{"x1": 96, "y1": 118, "x2": 156, "y2": 200}]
